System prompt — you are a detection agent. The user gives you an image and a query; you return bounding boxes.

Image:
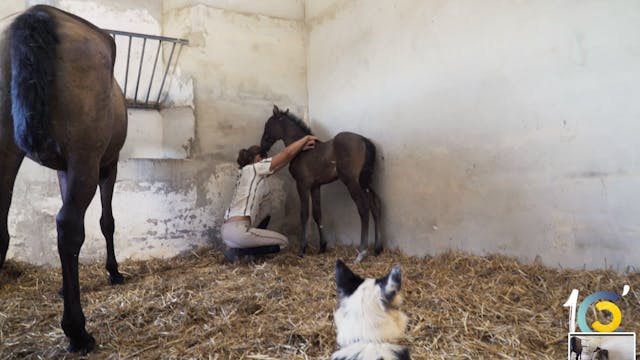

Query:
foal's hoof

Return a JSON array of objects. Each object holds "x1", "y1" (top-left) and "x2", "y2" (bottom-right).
[
  {"x1": 319, "y1": 242, "x2": 327, "y2": 253},
  {"x1": 354, "y1": 250, "x2": 368, "y2": 264},
  {"x1": 297, "y1": 248, "x2": 306, "y2": 258},
  {"x1": 109, "y1": 272, "x2": 125, "y2": 285},
  {"x1": 374, "y1": 245, "x2": 383, "y2": 256},
  {"x1": 67, "y1": 332, "x2": 96, "y2": 354}
]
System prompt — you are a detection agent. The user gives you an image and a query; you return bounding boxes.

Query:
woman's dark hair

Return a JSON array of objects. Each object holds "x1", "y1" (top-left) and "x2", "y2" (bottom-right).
[{"x1": 237, "y1": 145, "x2": 264, "y2": 168}]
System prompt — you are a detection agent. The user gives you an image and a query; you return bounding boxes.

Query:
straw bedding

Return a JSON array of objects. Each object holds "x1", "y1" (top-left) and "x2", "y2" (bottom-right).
[{"x1": 1, "y1": 246, "x2": 638, "y2": 359}]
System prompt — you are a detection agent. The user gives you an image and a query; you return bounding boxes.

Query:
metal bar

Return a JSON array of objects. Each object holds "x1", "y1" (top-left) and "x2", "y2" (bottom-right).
[
  {"x1": 104, "y1": 28, "x2": 188, "y2": 109},
  {"x1": 104, "y1": 29, "x2": 189, "y2": 45},
  {"x1": 133, "y1": 37, "x2": 147, "y2": 104},
  {"x1": 145, "y1": 40, "x2": 163, "y2": 106},
  {"x1": 155, "y1": 42, "x2": 177, "y2": 104},
  {"x1": 127, "y1": 101, "x2": 160, "y2": 110},
  {"x1": 124, "y1": 35, "x2": 132, "y2": 97}
]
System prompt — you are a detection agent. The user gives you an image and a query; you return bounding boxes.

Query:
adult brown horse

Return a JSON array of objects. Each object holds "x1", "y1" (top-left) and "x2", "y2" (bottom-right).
[
  {"x1": 0, "y1": 5, "x2": 127, "y2": 353},
  {"x1": 260, "y1": 106, "x2": 382, "y2": 263}
]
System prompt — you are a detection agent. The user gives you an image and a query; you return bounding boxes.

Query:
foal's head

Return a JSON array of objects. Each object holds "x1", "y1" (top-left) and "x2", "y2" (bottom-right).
[
  {"x1": 334, "y1": 260, "x2": 408, "y2": 347},
  {"x1": 260, "y1": 105, "x2": 312, "y2": 153}
]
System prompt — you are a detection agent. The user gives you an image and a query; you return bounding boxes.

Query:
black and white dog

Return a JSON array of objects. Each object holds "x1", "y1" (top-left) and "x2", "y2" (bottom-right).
[{"x1": 332, "y1": 260, "x2": 411, "y2": 360}]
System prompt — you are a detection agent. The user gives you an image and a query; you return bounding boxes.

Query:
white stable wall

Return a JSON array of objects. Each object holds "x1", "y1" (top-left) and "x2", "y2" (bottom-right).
[
  {"x1": 5, "y1": 0, "x2": 639, "y2": 269},
  {"x1": 306, "y1": 0, "x2": 640, "y2": 269},
  {"x1": 163, "y1": 0, "x2": 307, "y2": 157}
]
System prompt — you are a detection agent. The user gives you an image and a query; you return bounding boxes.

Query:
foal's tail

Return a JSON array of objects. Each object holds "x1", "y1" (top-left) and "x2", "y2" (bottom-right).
[
  {"x1": 359, "y1": 137, "x2": 376, "y2": 189},
  {"x1": 9, "y1": 6, "x2": 59, "y2": 154}
]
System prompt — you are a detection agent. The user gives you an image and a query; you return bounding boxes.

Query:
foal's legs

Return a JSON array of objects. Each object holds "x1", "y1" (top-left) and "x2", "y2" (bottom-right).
[
  {"x1": 367, "y1": 188, "x2": 383, "y2": 255},
  {"x1": 344, "y1": 180, "x2": 370, "y2": 263},
  {"x1": 296, "y1": 182, "x2": 310, "y2": 257},
  {"x1": 99, "y1": 162, "x2": 124, "y2": 284},
  {"x1": 256, "y1": 215, "x2": 271, "y2": 229},
  {"x1": 57, "y1": 165, "x2": 99, "y2": 353},
  {"x1": 311, "y1": 186, "x2": 327, "y2": 253},
  {"x1": 0, "y1": 148, "x2": 24, "y2": 269}
]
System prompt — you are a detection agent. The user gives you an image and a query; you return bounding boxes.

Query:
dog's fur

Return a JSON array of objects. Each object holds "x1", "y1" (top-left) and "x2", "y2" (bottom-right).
[{"x1": 332, "y1": 260, "x2": 411, "y2": 360}]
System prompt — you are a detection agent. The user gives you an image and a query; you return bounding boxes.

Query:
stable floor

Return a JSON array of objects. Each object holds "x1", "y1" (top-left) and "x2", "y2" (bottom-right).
[{"x1": 1, "y1": 247, "x2": 639, "y2": 359}]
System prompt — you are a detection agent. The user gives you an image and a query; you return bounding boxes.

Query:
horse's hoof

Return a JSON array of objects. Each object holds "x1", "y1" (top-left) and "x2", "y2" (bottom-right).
[
  {"x1": 354, "y1": 250, "x2": 368, "y2": 264},
  {"x1": 319, "y1": 243, "x2": 327, "y2": 253},
  {"x1": 109, "y1": 272, "x2": 125, "y2": 285},
  {"x1": 374, "y1": 245, "x2": 383, "y2": 256},
  {"x1": 67, "y1": 332, "x2": 96, "y2": 354}
]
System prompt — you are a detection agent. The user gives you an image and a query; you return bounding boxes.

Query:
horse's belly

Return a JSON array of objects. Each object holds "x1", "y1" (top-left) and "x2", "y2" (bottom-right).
[
  {"x1": 26, "y1": 148, "x2": 66, "y2": 170},
  {"x1": 327, "y1": 162, "x2": 338, "y2": 181},
  {"x1": 316, "y1": 161, "x2": 338, "y2": 185}
]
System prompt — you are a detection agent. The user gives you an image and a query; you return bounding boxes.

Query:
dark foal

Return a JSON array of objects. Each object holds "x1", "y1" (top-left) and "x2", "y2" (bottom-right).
[
  {"x1": 260, "y1": 106, "x2": 382, "y2": 263},
  {"x1": 0, "y1": 5, "x2": 127, "y2": 353}
]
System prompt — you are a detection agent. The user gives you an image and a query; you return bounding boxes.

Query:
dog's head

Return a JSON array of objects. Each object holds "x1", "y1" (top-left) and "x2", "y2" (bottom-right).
[{"x1": 333, "y1": 260, "x2": 408, "y2": 347}]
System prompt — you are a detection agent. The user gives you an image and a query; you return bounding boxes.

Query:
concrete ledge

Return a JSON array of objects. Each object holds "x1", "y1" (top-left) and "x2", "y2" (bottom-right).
[{"x1": 121, "y1": 107, "x2": 195, "y2": 159}]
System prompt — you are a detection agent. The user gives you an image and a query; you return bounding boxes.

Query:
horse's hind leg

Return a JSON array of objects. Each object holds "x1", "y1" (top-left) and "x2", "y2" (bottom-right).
[
  {"x1": 58, "y1": 162, "x2": 125, "y2": 287},
  {"x1": 0, "y1": 148, "x2": 24, "y2": 269},
  {"x1": 56, "y1": 171, "x2": 68, "y2": 297},
  {"x1": 99, "y1": 162, "x2": 124, "y2": 285},
  {"x1": 344, "y1": 180, "x2": 370, "y2": 263},
  {"x1": 311, "y1": 186, "x2": 327, "y2": 253},
  {"x1": 367, "y1": 188, "x2": 383, "y2": 255},
  {"x1": 57, "y1": 165, "x2": 99, "y2": 353}
]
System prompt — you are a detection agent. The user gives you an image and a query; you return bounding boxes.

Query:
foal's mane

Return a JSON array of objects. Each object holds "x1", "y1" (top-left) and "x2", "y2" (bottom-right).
[{"x1": 280, "y1": 111, "x2": 313, "y2": 135}]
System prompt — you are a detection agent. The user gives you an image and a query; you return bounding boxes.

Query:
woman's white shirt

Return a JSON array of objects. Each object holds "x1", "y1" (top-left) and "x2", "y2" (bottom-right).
[{"x1": 224, "y1": 158, "x2": 274, "y2": 223}]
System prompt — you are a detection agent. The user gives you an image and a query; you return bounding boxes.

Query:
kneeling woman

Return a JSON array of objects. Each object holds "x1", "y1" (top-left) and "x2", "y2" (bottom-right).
[{"x1": 222, "y1": 135, "x2": 317, "y2": 262}]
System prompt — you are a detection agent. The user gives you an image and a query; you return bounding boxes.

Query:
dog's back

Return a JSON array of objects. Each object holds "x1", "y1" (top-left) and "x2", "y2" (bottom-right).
[{"x1": 332, "y1": 343, "x2": 410, "y2": 360}]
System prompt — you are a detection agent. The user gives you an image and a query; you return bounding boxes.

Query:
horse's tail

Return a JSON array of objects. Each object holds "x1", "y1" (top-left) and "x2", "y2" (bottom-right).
[
  {"x1": 359, "y1": 136, "x2": 376, "y2": 189},
  {"x1": 9, "y1": 6, "x2": 59, "y2": 154}
]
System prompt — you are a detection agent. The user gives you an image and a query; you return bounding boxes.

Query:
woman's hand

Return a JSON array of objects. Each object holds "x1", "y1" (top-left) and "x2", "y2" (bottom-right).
[
  {"x1": 270, "y1": 135, "x2": 319, "y2": 173},
  {"x1": 303, "y1": 135, "x2": 318, "y2": 151}
]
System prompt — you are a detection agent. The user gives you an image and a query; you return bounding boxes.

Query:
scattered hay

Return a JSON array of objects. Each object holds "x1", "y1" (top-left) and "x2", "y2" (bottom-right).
[{"x1": 1, "y1": 246, "x2": 639, "y2": 359}]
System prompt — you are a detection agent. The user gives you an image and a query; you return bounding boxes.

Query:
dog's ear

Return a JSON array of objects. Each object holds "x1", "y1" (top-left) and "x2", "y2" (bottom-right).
[
  {"x1": 336, "y1": 260, "x2": 364, "y2": 300},
  {"x1": 376, "y1": 265, "x2": 401, "y2": 305},
  {"x1": 273, "y1": 105, "x2": 280, "y2": 115}
]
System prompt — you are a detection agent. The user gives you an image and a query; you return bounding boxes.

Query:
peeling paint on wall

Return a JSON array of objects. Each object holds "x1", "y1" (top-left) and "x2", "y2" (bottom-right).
[{"x1": 7, "y1": 160, "x2": 288, "y2": 266}]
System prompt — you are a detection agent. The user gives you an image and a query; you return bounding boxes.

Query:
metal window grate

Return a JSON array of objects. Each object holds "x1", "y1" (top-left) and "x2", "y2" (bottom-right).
[{"x1": 104, "y1": 29, "x2": 189, "y2": 110}]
